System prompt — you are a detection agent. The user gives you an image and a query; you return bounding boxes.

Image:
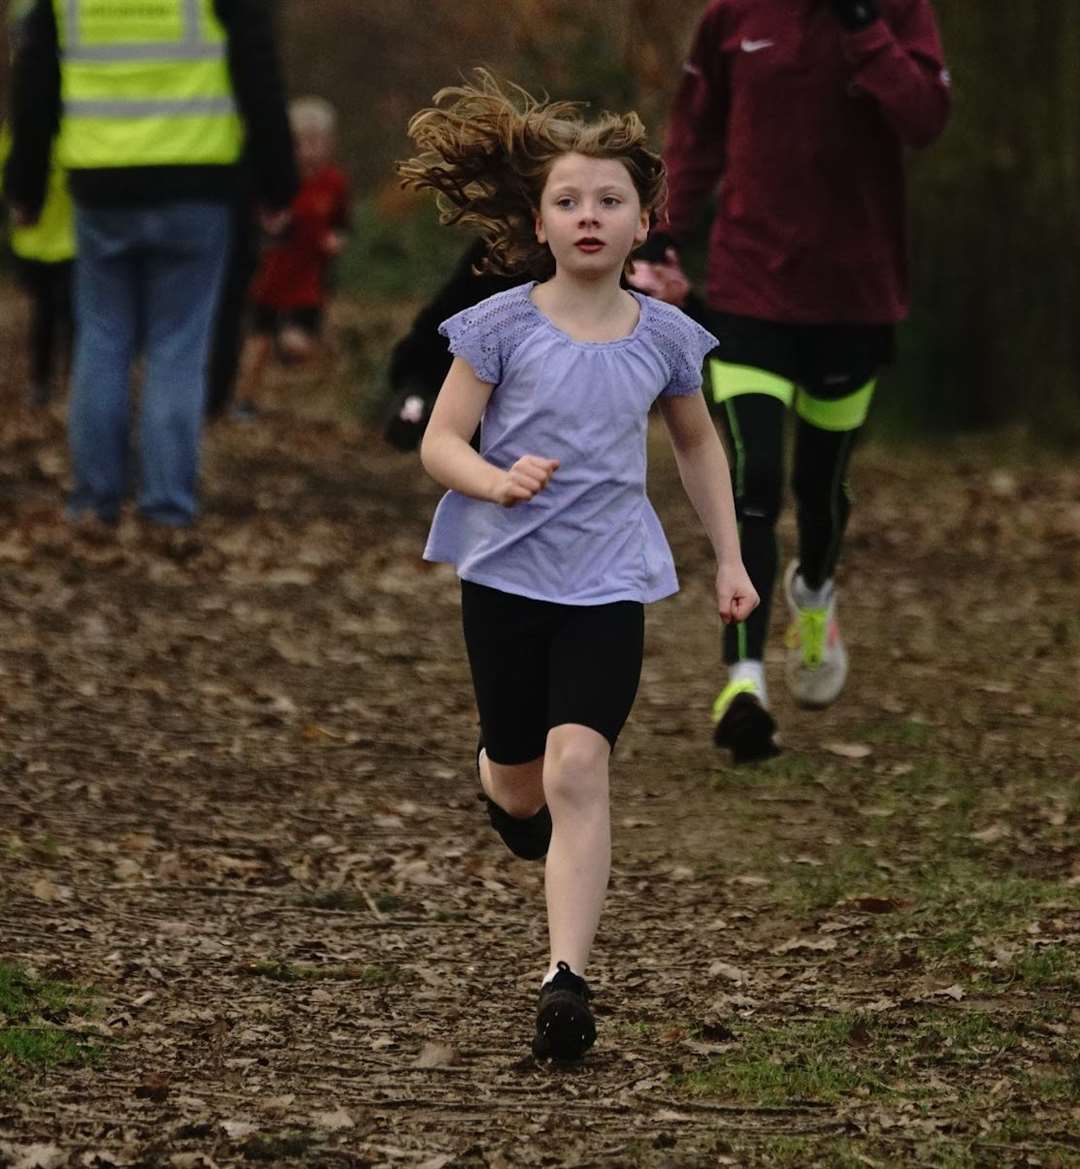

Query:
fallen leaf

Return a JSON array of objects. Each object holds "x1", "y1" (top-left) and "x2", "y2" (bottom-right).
[
  {"x1": 848, "y1": 1018, "x2": 873, "y2": 1047},
  {"x1": 415, "y1": 1041, "x2": 458, "y2": 1068},
  {"x1": 933, "y1": 984, "x2": 965, "y2": 1001},
  {"x1": 707, "y1": 960, "x2": 746, "y2": 983},
  {"x1": 8, "y1": 1145, "x2": 66, "y2": 1169},
  {"x1": 258, "y1": 1095, "x2": 295, "y2": 1113},
  {"x1": 969, "y1": 823, "x2": 1010, "y2": 843},
  {"x1": 134, "y1": 1073, "x2": 170, "y2": 1103},
  {"x1": 823, "y1": 741, "x2": 873, "y2": 760},
  {"x1": 310, "y1": 1107, "x2": 354, "y2": 1131},
  {"x1": 220, "y1": 1121, "x2": 257, "y2": 1140},
  {"x1": 31, "y1": 877, "x2": 71, "y2": 903},
  {"x1": 79, "y1": 1152, "x2": 120, "y2": 1168},
  {"x1": 772, "y1": 936, "x2": 838, "y2": 955}
]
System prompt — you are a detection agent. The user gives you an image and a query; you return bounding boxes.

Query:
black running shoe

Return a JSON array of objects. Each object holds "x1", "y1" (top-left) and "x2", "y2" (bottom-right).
[
  {"x1": 476, "y1": 741, "x2": 551, "y2": 860},
  {"x1": 532, "y1": 961, "x2": 596, "y2": 1060},
  {"x1": 712, "y1": 684, "x2": 780, "y2": 765}
]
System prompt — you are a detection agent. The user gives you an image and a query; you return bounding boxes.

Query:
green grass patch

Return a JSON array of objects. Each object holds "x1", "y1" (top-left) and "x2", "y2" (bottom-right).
[
  {"x1": 676, "y1": 1015, "x2": 886, "y2": 1105},
  {"x1": 1020, "y1": 1063, "x2": 1080, "y2": 1104},
  {"x1": 854, "y1": 717, "x2": 937, "y2": 748},
  {"x1": 905, "y1": 1010, "x2": 1023, "y2": 1067},
  {"x1": 781, "y1": 847, "x2": 888, "y2": 912},
  {"x1": 675, "y1": 1009, "x2": 1038, "y2": 1109},
  {"x1": 913, "y1": 867, "x2": 1076, "y2": 969},
  {"x1": 730, "y1": 752, "x2": 829, "y2": 786},
  {"x1": 0, "y1": 962, "x2": 100, "y2": 1086},
  {"x1": 1003, "y1": 945, "x2": 1079, "y2": 990},
  {"x1": 243, "y1": 960, "x2": 400, "y2": 986}
]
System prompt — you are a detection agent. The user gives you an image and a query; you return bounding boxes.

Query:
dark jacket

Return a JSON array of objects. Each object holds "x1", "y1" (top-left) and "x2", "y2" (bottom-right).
[
  {"x1": 660, "y1": 0, "x2": 950, "y2": 325},
  {"x1": 4, "y1": 0, "x2": 298, "y2": 216}
]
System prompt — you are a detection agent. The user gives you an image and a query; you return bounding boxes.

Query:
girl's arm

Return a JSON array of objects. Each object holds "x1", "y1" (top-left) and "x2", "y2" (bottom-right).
[
  {"x1": 658, "y1": 391, "x2": 758, "y2": 624},
  {"x1": 420, "y1": 357, "x2": 558, "y2": 507}
]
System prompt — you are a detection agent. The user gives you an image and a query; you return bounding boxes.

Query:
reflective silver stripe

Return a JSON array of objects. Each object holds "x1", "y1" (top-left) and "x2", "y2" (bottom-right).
[
  {"x1": 66, "y1": 97, "x2": 236, "y2": 117},
  {"x1": 65, "y1": 0, "x2": 222, "y2": 62},
  {"x1": 66, "y1": 42, "x2": 224, "y2": 61}
]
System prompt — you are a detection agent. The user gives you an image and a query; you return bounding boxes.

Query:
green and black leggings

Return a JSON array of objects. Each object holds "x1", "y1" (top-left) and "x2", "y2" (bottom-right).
[{"x1": 704, "y1": 311, "x2": 894, "y2": 665}]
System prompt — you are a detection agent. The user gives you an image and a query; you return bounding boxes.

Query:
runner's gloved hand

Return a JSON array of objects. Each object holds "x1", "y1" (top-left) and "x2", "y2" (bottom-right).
[
  {"x1": 831, "y1": 0, "x2": 880, "y2": 30},
  {"x1": 628, "y1": 248, "x2": 691, "y2": 308}
]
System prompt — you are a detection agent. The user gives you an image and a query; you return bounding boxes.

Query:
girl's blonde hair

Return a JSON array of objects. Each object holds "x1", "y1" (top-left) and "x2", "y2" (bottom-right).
[
  {"x1": 397, "y1": 70, "x2": 666, "y2": 279},
  {"x1": 290, "y1": 96, "x2": 337, "y2": 139}
]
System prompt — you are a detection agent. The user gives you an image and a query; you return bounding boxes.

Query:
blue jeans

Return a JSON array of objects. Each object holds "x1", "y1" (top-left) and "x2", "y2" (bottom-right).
[{"x1": 69, "y1": 201, "x2": 230, "y2": 525}]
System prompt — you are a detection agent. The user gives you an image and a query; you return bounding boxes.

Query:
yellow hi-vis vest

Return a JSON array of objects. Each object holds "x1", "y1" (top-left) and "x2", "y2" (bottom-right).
[
  {"x1": 0, "y1": 124, "x2": 76, "y2": 263},
  {"x1": 53, "y1": 0, "x2": 244, "y2": 171}
]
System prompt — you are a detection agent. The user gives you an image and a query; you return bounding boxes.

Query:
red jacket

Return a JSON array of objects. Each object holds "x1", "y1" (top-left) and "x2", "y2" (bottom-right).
[
  {"x1": 661, "y1": 0, "x2": 950, "y2": 325},
  {"x1": 251, "y1": 165, "x2": 351, "y2": 311}
]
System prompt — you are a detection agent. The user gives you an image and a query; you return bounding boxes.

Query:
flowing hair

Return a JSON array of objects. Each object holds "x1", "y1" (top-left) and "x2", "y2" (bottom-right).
[{"x1": 397, "y1": 70, "x2": 666, "y2": 279}]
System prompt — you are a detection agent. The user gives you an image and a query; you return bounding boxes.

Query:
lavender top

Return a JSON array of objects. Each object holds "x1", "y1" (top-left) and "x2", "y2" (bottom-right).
[{"x1": 424, "y1": 282, "x2": 719, "y2": 605}]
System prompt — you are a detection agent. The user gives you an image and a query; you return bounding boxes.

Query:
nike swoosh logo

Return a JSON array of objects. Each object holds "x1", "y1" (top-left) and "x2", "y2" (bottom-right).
[{"x1": 741, "y1": 38, "x2": 774, "y2": 53}]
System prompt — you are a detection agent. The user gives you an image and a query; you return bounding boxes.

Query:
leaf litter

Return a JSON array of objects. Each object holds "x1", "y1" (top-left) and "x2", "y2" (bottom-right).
[{"x1": 0, "y1": 320, "x2": 1077, "y2": 1167}]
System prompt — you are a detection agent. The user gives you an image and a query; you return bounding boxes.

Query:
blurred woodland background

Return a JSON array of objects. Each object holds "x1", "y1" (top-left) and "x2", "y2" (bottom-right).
[{"x1": 2, "y1": 0, "x2": 1078, "y2": 443}]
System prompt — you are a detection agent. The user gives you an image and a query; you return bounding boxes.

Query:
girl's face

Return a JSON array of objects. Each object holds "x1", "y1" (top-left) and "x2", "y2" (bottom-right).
[
  {"x1": 534, "y1": 152, "x2": 649, "y2": 280},
  {"x1": 295, "y1": 127, "x2": 334, "y2": 176}
]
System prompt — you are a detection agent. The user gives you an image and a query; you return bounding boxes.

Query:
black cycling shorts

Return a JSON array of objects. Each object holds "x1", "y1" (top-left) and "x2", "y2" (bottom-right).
[
  {"x1": 461, "y1": 580, "x2": 645, "y2": 765},
  {"x1": 705, "y1": 309, "x2": 895, "y2": 400}
]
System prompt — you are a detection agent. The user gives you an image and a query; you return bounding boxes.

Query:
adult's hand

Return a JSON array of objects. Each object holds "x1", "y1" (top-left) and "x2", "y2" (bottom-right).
[
  {"x1": 259, "y1": 207, "x2": 291, "y2": 236},
  {"x1": 628, "y1": 248, "x2": 691, "y2": 308},
  {"x1": 831, "y1": 0, "x2": 880, "y2": 30}
]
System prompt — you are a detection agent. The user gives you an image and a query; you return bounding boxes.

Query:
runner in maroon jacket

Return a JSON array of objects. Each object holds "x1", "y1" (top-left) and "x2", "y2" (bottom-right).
[{"x1": 633, "y1": 0, "x2": 950, "y2": 762}]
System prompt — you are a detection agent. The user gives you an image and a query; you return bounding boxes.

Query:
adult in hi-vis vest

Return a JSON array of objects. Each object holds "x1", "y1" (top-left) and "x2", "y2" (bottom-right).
[{"x1": 4, "y1": 0, "x2": 298, "y2": 528}]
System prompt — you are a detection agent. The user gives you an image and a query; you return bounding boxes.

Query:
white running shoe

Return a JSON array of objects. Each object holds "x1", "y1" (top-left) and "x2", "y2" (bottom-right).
[{"x1": 783, "y1": 561, "x2": 848, "y2": 709}]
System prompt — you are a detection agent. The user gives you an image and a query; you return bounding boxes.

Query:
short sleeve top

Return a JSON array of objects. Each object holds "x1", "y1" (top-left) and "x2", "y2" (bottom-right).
[{"x1": 424, "y1": 282, "x2": 719, "y2": 605}]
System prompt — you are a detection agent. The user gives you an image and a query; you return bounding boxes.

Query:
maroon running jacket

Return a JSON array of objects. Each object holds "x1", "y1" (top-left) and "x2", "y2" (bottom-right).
[{"x1": 660, "y1": 0, "x2": 950, "y2": 324}]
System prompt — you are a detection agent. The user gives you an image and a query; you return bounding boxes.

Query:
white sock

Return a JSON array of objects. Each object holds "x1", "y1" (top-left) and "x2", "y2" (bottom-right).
[
  {"x1": 542, "y1": 963, "x2": 582, "y2": 987},
  {"x1": 792, "y1": 572, "x2": 834, "y2": 610},
  {"x1": 730, "y1": 659, "x2": 767, "y2": 707}
]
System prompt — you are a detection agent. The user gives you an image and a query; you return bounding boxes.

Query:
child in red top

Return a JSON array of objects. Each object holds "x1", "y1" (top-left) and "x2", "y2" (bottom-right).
[{"x1": 235, "y1": 97, "x2": 350, "y2": 417}]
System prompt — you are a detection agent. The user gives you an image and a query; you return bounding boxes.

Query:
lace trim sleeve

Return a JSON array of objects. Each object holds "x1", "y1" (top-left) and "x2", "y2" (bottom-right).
[
  {"x1": 647, "y1": 302, "x2": 720, "y2": 398},
  {"x1": 437, "y1": 285, "x2": 539, "y2": 386}
]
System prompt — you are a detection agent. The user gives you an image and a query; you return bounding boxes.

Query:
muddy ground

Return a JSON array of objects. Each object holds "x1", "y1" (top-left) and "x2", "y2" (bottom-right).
[{"x1": 1, "y1": 293, "x2": 1078, "y2": 1168}]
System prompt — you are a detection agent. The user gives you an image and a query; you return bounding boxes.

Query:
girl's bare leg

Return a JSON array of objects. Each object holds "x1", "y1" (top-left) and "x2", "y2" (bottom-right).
[
  {"x1": 479, "y1": 752, "x2": 545, "y2": 817},
  {"x1": 541, "y1": 723, "x2": 610, "y2": 978},
  {"x1": 235, "y1": 333, "x2": 272, "y2": 413}
]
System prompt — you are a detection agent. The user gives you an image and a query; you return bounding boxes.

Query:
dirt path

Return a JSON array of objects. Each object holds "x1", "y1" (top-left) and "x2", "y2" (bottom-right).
[{"x1": 1, "y1": 369, "x2": 1078, "y2": 1168}]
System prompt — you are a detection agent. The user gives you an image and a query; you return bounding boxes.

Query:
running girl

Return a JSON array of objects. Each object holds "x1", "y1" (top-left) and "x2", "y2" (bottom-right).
[{"x1": 398, "y1": 73, "x2": 757, "y2": 1060}]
